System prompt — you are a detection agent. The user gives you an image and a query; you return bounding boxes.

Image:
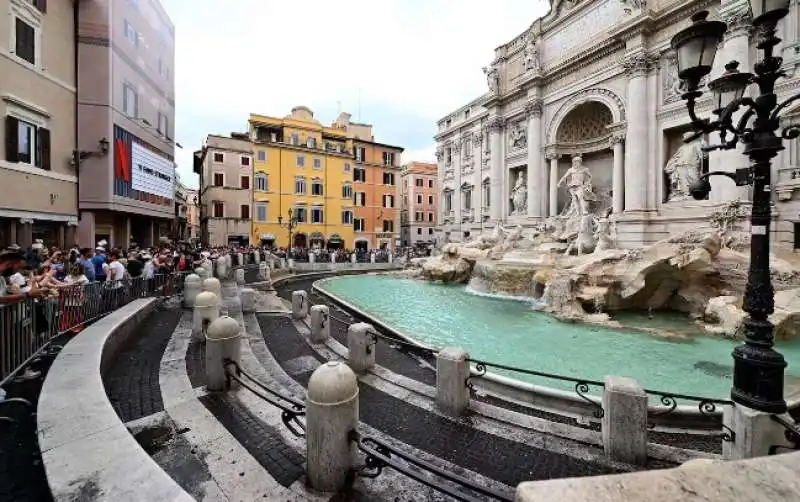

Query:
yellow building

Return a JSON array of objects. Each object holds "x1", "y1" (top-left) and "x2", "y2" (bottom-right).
[{"x1": 249, "y1": 106, "x2": 355, "y2": 249}]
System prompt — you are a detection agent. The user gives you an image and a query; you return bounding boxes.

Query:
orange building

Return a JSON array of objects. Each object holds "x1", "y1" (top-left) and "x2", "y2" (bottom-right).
[{"x1": 350, "y1": 135, "x2": 404, "y2": 251}]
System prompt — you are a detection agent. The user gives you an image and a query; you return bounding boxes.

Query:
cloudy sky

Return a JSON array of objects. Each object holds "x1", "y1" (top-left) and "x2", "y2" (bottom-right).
[{"x1": 162, "y1": 0, "x2": 551, "y2": 188}]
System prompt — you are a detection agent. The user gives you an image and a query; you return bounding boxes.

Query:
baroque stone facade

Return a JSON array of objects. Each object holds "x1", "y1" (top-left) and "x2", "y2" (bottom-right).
[{"x1": 435, "y1": 0, "x2": 800, "y2": 249}]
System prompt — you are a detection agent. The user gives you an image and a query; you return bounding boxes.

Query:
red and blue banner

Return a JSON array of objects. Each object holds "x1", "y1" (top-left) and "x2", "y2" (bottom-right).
[{"x1": 113, "y1": 125, "x2": 173, "y2": 206}]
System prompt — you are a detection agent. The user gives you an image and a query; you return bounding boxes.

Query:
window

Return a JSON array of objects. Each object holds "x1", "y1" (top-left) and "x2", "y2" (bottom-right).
[
  {"x1": 256, "y1": 203, "x2": 267, "y2": 222},
  {"x1": 416, "y1": 194, "x2": 422, "y2": 204},
  {"x1": 482, "y1": 182, "x2": 491, "y2": 208},
  {"x1": 428, "y1": 228, "x2": 434, "y2": 235},
  {"x1": 383, "y1": 194, "x2": 394, "y2": 208},
  {"x1": 415, "y1": 178, "x2": 423, "y2": 187},
  {"x1": 445, "y1": 119, "x2": 452, "y2": 128},
  {"x1": 291, "y1": 133, "x2": 299, "y2": 145},
  {"x1": 297, "y1": 155, "x2": 305, "y2": 167},
  {"x1": 354, "y1": 168, "x2": 366, "y2": 182},
  {"x1": 415, "y1": 212, "x2": 423, "y2": 222},
  {"x1": 307, "y1": 137, "x2": 317, "y2": 148},
  {"x1": 240, "y1": 205, "x2": 250, "y2": 219},
  {"x1": 294, "y1": 206, "x2": 307, "y2": 223},
  {"x1": 157, "y1": 112, "x2": 169, "y2": 137},
  {"x1": 255, "y1": 173, "x2": 268, "y2": 192},
  {"x1": 417, "y1": 228, "x2": 422, "y2": 235},
  {"x1": 123, "y1": 82, "x2": 138, "y2": 117},
  {"x1": 240, "y1": 176, "x2": 249, "y2": 189},
  {"x1": 355, "y1": 192, "x2": 366, "y2": 207},
  {"x1": 354, "y1": 218, "x2": 365, "y2": 232},
  {"x1": 444, "y1": 191, "x2": 453, "y2": 213},
  {"x1": 213, "y1": 152, "x2": 224, "y2": 163},
  {"x1": 240, "y1": 156, "x2": 250, "y2": 167},
  {"x1": 464, "y1": 108, "x2": 471, "y2": 119},
  {"x1": 382, "y1": 220, "x2": 394, "y2": 232},
  {"x1": 355, "y1": 147, "x2": 366, "y2": 162},
  {"x1": 463, "y1": 189, "x2": 472, "y2": 210},
  {"x1": 213, "y1": 173, "x2": 224, "y2": 186},
  {"x1": 158, "y1": 57, "x2": 167, "y2": 78},
  {"x1": 342, "y1": 184, "x2": 353, "y2": 199},
  {"x1": 257, "y1": 150, "x2": 266, "y2": 161},
  {"x1": 311, "y1": 179, "x2": 324, "y2": 196},
  {"x1": 344, "y1": 163, "x2": 351, "y2": 172},
  {"x1": 4, "y1": 116, "x2": 50, "y2": 170},
  {"x1": 382, "y1": 152, "x2": 395, "y2": 166},
  {"x1": 342, "y1": 210, "x2": 353, "y2": 225},
  {"x1": 213, "y1": 201, "x2": 224, "y2": 218},
  {"x1": 295, "y1": 177, "x2": 307, "y2": 194},
  {"x1": 428, "y1": 195, "x2": 434, "y2": 205},
  {"x1": 383, "y1": 172, "x2": 395, "y2": 185},
  {"x1": 428, "y1": 212, "x2": 434, "y2": 222},
  {"x1": 124, "y1": 20, "x2": 138, "y2": 46},
  {"x1": 13, "y1": 17, "x2": 36, "y2": 65},
  {"x1": 311, "y1": 207, "x2": 324, "y2": 224},
  {"x1": 445, "y1": 148, "x2": 452, "y2": 164},
  {"x1": 428, "y1": 179, "x2": 434, "y2": 188},
  {"x1": 313, "y1": 158, "x2": 321, "y2": 169}
]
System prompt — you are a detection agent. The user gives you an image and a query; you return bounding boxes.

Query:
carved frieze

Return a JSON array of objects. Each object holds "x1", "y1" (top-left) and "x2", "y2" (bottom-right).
[
  {"x1": 542, "y1": 0, "x2": 624, "y2": 64},
  {"x1": 508, "y1": 121, "x2": 528, "y2": 151}
]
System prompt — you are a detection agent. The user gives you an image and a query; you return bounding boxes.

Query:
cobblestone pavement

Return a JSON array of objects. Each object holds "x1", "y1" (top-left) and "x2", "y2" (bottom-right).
[
  {"x1": 186, "y1": 339, "x2": 205, "y2": 389},
  {"x1": 257, "y1": 314, "x2": 623, "y2": 488},
  {"x1": 104, "y1": 306, "x2": 182, "y2": 422},
  {"x1": 279, "y1": 276, "x2": 723, "y2": 455}
]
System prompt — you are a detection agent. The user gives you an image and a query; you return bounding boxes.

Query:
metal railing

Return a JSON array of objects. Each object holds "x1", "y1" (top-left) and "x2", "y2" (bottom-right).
[
  {"x1": 643, "y1": 387, "x2": 735, "y2": 440},
  {"x1": 769, "y1": 415, "x2": 800, "y2": 455},
  {"x1": 1, "y1": 273, "x2": 183, "y2": 386}
]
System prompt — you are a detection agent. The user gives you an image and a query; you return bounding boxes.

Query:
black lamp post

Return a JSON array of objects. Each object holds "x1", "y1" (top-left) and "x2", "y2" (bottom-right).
[
  {"x1": 671, "y1": 1, "x2": 798, "y2": 414},
  {"x1": 277, "y1": 209, "x2": 298, "y2": 259}
]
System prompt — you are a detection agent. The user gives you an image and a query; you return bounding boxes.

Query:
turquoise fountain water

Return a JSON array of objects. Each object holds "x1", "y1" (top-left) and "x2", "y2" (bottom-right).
[{"x1": 318, "y1": 275, "x2": 800, "y2": 400}]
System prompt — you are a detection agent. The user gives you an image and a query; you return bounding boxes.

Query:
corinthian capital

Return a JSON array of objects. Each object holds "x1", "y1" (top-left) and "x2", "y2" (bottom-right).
[
  {"x1": 621, "y1": 51, "x2": 658, "y2": 78},
  {"x1": 722, "y1": 7, "x2": 754, "y2": 39},
  {"x1": 525, "y1": 99, "x2": 544, "y2": 119},
  {"x1": 487, "y1": 116, "x2": 506, "y2": 132}
]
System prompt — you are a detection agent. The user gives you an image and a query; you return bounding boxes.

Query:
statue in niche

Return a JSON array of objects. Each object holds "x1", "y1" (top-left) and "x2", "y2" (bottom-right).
[
  {"x1": 510, "y1": 170, "x2": 528, "y2": 215},
  {"x1": 664, "y1": 132, "x2": 706, "y2": 202},
  {"x1": 522, "y1": 32, "x2": 540, "y2": 73},
  {"x1": 509, "y1": 123, "x2": 527, "y2": 150},
  {"x1": 558, "y1": 154, "x2": 594, "y2": 218},
  {"x1": 483, "y1": 64, "x2": 500, "y2": 94}
]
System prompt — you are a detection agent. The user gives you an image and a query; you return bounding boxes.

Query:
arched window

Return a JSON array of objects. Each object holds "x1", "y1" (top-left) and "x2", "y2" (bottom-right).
[{"x1": 255, "y1": 172, "x2": 268, "y2": 192}]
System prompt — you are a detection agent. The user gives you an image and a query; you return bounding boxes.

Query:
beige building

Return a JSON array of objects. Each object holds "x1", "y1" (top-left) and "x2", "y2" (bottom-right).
[
  {"x1": 0, "y1": 0, "x2": 79, "y2": 247},
  {"x1": 400, "y1": 162, "x2": 439, "y2": 247},
  {"x1": 184, "y1": 186, "x2": 199, "y2": 241},
  {"x1": 197, "y1": 134, "x2": 252, "y2": 247}
]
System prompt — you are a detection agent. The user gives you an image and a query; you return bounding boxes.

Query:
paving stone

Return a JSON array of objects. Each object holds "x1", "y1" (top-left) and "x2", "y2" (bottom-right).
[{"x1": 104, "y1": 307, "x2": 182, "y2": 422}]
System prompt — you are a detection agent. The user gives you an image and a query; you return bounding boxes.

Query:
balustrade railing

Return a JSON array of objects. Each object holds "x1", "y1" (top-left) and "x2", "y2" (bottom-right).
[{"x1": 769, "y1": 414, "x2": 800, "y2": 455}]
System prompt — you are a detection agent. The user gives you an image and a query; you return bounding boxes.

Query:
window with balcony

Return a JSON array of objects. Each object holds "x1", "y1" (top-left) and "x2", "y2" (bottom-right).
[
  {"x1": 213, "y1": 152, "x2": 224, "y2": 163},
  {"x1": 311, "y1": 206, "x2": 324, "y2": 223},
  {"x1": 255, "y1": 173, "x2": 268, "y2": 191},
  {"x1": 355, "y1": 147, "x2": 366, "y2": 162},
  {"x1": 240, "y1": 176, "x2": 249, "y2": 189},
  {"x1": 342, "y1": 210, "x2": 353, "y2": 225},
  {"x1": 355, "y1": 192, "x2": 366, "y2": 207},
  {"x1": 293, "y1": 206, "x2": 308, "y2": 223},
  {"x1": 213, "y1": 173, "x2": 224, "y2": 186},
  {"x1": 256, "y1": 203, "x2": 267, "y2": 222},
  {"x1": 213, "y1": 201, "x2": 224, "y2": 218},
  {"x1": 382, "y1": 220, "x2": 394, "y2": 232},
  {"x1": 342, "y1": 184, "x2": 353, "y2": 199},
  {"x1": 354, "y1": 218, "x2": 365, "y2": 232},
  {"x1": 297, "y1": 155, "x2": 305, "y2": 168},
  {"x1": 382, "y1": 172, "x2": 395, "y2": 185},
  {"x1": 382, "y1": 152, "x2": 395, "y2": 166},
  {"x1": 354, "y1": 168, "x2": 366, "y2": 183},
  {"x1": 240, "y1": 205, "x2": 250, "y2": 219},
  {"x1": 295, "y1": 177, "x2": 307, "y2": 194},
  {"x1": 307, "y1": 137, "x2": 317, "y2": 148},
  {"x1": 311, "y1": 179, "x2": 324, "y2": 196},
  {"x1": 383, "y1": 194, "x2": 394, "y2": 208}
]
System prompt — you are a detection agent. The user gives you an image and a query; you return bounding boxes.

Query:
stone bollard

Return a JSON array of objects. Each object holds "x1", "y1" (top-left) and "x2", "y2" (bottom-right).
[
  {"x1": 205, "y1": 316, "x2": 242, "y2": 391},
  {"x1": 237, "y1": 252, "x2": 244, "y2": 266},
  {"x1": 195, "y1": 267, "x2": 208, "y2": 281},
  {"x1": 202, "y1": 277, "x2": 222, "y2": 305},
  {"x1": 370, "y1": 253, "x2": 376, "y2": 264},
  {"x1": 310, "y1": 305, "x2": 330, "y2": 343},
  {"x1": 268, "y1": 257, "x2": 276, "y2": 270},
  {"x1": 183, "y1": 274, "x2": 202, "y2": 308},
  {"x1": 306, "y1": 361, "x2": 359, "y2": 492},
  {"x1": 310, "y1": 253, "x2": 316, "y2": 264},
  {"x1": 602, "y1": 376, "x2": 648, "y2": 466},
  {"x1": 291, "y1": 290, "x2": 308, "y2": 319},
  {"x1": 215, "y1": 258, "x2": 227, "y2": 279},
  {"x1": 240, "y1": 288, "x2": 256, "y2": 313},
  {"x1": 254, "y1": 252, "x2": 260, "y2": 264},
  {"x1": 351, "y1": 254, "x2": 357, "y2": 264},
  {"x1": 193, "y1": 291, "x2": 220, "y2": 341},
  {"x1": 436, "y1": 347, "x2": 471, "y2": 416},
  {"x1": 258, "y1": 262, "x2": 268, "y2": 280},
  {"x1": 288, "y1": 258, "x2": 295, "y2": 271},
  {"x1": 347, "y1": 323, "x2": 375, "y2": 373},
  {"x1": 235, "y1": 268, "x2": 245, "y2": 286},
  {"x1": 388, "y1": 253, "x2": 393, "y2": 264},
  {"x1": 202, "y1": 259, "x2": 213, "y2": 279},
  {"x1": 331, "y1": 253, "x2": 336, "y2": 264}
]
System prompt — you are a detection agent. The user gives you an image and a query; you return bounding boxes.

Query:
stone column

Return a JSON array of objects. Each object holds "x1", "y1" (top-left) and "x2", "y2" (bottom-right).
[
  {"x1": 488, "y1": 116, "x2": 505, "y2": 222},
  {"x1": 452, "y1": 138, "x2": 462, "y2": 230},
  {"x1": 611, "y1": 135, "x2": 625, "y2": 214},
  {"x1": 526, "y1": 99, "x2": 544, "y2": 218},
  {"x1": 622, "y1": 52, "x2": 651, "y2": 212},
  {"x1": 547, "y1": 154, "x2": 559, "y2": 217}
]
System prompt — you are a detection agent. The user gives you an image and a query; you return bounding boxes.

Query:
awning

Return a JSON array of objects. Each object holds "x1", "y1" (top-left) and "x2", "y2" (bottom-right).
[
  {"x1": 260, "y1": 233, "x2": 276, "y2": 240},
  {"x1": 328, "y1": 233, "x2": 343, "y2": 243},
  {"x1": 309, "y1": 232, "x2": 325, "y2": 240}
]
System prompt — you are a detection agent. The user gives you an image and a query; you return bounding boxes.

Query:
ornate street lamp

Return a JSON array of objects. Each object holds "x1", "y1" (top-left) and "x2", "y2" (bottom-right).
[
  {"x1": 277, "y1": 209, "x2": 298, "y2": 259},
  {"x1": 671, "y1": 2, "x2": 795, "y2": 414}
]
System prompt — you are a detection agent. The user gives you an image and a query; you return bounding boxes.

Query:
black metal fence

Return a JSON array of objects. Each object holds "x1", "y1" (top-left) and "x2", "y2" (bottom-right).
[{"x1": 0, "y1": 273, "x2": 183, "y2": 386}]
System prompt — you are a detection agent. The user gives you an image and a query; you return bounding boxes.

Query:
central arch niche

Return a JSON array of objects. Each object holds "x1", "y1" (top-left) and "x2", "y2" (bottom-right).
[{"x1": 553, "y1": 101, "x2": 615, "y2": 215}]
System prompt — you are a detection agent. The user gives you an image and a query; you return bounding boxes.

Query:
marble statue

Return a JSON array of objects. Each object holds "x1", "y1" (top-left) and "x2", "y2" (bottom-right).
[
  {"x1": 594, "y1": 215, "x2": 617, "y2": 251},
  {"x1": 463, "y1": 222, "x2": 505, "y2": 249},
  {"x1": 511, "y1": 171, "x2": 527, "y2": 215},
  {"x1": 664, "y1": 132, "x2": 705, "y2": 202},
  {"x1": 509, "y1": 123, "x2": 527, "y2": 150},
  {"x1": 483, "y1": 65, "x2": 499, "y2": 94},
  {"x1": 522, "y1": 33, "x2": 540, "y2": 73},
  {"x1": 557, "y1": 154, "x2": 594, "y2": 217}
]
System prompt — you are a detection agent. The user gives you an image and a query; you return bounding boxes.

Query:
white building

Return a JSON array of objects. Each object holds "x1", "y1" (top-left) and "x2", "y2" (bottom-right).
[{"x1": 435, "y1": 0, "x2": 800, "y2": 250}]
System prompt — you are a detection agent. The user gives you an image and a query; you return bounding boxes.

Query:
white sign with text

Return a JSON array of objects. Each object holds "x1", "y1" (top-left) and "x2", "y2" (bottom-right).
[{"x1": 131, "y1": 142, "x2": 175, "y2": 198}]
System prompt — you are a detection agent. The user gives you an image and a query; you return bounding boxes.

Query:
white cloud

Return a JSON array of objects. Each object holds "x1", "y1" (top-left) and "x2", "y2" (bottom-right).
[
  {"x1": 162, "y1": 0, "x2": 551, "y2": 187},
  {"x1": 402, "y1": 145, "x2": 437, "y2": 165}
]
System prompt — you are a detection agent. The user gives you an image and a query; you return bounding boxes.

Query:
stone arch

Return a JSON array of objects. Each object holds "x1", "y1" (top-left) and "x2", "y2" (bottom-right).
[{"x1": 546, "y1": 88, "x2": 626, "y2": 147}]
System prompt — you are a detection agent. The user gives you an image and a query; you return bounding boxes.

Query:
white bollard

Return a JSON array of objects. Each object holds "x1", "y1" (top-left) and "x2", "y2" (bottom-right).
[
  {"x1": 262, "y1": 264, "x2": 274, "y2": 291},
  {"x1": 310, "y1": 305, "x2": 330, "y2": 343},
  {"x1": 195, "y1": 267, "x2": 208, "y2": 281},
  {"x1": 288, "y1": 258, "x2": 295, "y2": 271},
  {"x1": 202, "y1": 259, "x2": 213, "y2": 279},
  {"x1": 235, "y1": 268, "x2": 245, "y2": 286},
  {"x1": 205, "y1": 316, "x2": 242, "y2": 391},
  {"x1": 183, "y1": 274, "x2": 202, "y2": 308},
  {"x1": 331, "y1": 254, "x2": 336, "y2": 264},
  {"x1": 269, "y1": 257, "x2": 276, "y2": 270},
  {"x1": 240, "y1": 288, "x2": 256, "y2": 313},
  {"x1": 193, "y1": 291, "x2": 220, "y2": 342},
  {"x1": 436, "y1": 347, "x2": 471, "y2": 416},
  {"x1": 258, "y1": 262, "x2": 268, "y2": 280},
  {"x1": 388, "y1": 253, "x2": 393, "y2": 264},
  {"x1": 202, "y1": 277, "x2": 222, "y2": 305},
  {"x1": 370, "y1": 253, "x2": 376, "y2": 264},
  {"x1": 215, "y1": 258, "x2": 227, "y2": 279},
  {"x1": 254, "y1": 252, "x2": 261, "y2": 264},
  {"x1": 306, "y1": 361, "x2": 359, "y2": 492},
  {"x1": 602, "y1": 376, "x2": 648, "y2": 466},
  {"x1": 347, "y1": 323, "x2": 375, "y2": 373},
  {"x1": 291, "y1": 290, "x2": 309, "y2": 319},
  {"x1": 237, "y1": 252, "x2": 244, "y2": 266},
  {"x1": 351, "y1": 253, "x2": 357, "y2": 264},
  {"x1": 310, "y1": 253, "x2": 316, "y2": 264}
]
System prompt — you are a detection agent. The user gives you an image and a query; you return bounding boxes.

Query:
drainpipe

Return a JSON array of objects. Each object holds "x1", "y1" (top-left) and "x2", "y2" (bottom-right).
[{"x1": 73, "y1": 1, "x2": 80, "y2": 243}]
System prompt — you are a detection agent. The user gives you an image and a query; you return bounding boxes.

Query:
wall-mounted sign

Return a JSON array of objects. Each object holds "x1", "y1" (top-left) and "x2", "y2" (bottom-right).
[{"x1": 131, "y1": 142, "x2": 175, "y2": 199}]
